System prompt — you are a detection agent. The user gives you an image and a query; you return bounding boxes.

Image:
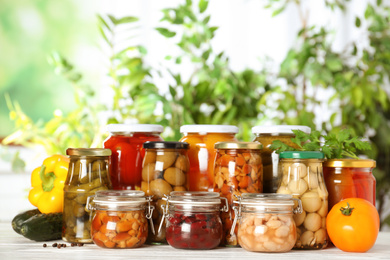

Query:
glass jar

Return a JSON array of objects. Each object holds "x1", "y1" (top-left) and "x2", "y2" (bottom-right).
[
  {"x1": 141, "y1": 141, "x2": 190, "y2": 244},
  {"x1": 103, "y1": 124, "x2": 164, "y2": 190},
  {"x1": 323, "y1": 159, "x2": 376, "y2": 210},
  {"x1": 252, "y1": 125, "x2": 311, "y2": 193},
  {"x1": 63, "y1": 148, "x2": 112, "y2": 243},
  {"x1": 277, "y1": 151, "x2": 328, "y2": 250},
  {"x1": 213, "y1": 142, "x2": 263, "y2": 247},
  {"x1": 86, "y1": 190, "x2": 154, "y2": 249},
  {"x1": 161, "y1": 191, "x2": 228, "y2": 249},
  {"x1": 232, "y1": 193, "x2": 302, "y2": 252},
  {"x1": 179, "y1": 124, "x2": 239, "y2": 192}
]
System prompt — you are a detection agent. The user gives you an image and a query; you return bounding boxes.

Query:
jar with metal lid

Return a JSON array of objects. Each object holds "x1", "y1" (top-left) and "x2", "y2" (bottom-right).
[
  {"x1": 252, "y1": 125, "x2": 311, "y2": 193},
  {"x1": 141, "y1": 141, "x2": 190, "y2": 244},
  {"x1": 323, "y1": 159, "x2": 376, "y2": 210},
  {"x1": 179, "y1": 124, "x2": 239, "y2": 192},
  {"x1": 86, "y1": 190, "x2": 154, "y2": 249},
  {"x1": 161, "y1": 191, "x2": 228, "y2": 249},
  {"x1": 277, "y1": 151, "x2": 328, "y2": 249},
  {"x1": 231, "y1": 193, "x2": 302, "y2": 252},
  {"x1": 63, "y1": 148, "x2": 112, "y2": 243},
  {"x1": 213, "y1": 142, "x2": 263, "y2": 247},
  {"x1": 103, "y1": 124, "x2": 164, "y2": 190}
]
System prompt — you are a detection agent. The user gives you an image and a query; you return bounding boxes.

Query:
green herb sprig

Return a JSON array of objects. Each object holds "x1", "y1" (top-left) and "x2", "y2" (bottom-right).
[{"x1": 269, "y1": 129, "x2": 372, "y2": 159}]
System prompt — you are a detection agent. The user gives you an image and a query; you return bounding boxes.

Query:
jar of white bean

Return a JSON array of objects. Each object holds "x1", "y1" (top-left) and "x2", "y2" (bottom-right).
[
  {"x1": 231, "y1": 193, "x2": 302, "y2": 253},
  {"x1": 277, "y1": 151, "x2": 328, "y2": 249}
]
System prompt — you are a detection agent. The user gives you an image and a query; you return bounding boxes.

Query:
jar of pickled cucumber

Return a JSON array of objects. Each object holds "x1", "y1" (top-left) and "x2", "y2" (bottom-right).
[
  {"x1": 141, "y1": 141, "x2": 190, "y2": 244},
  {"x1": 63, "y1": 148, "x2": 112, "y2": 243},
  {"x1": 252, "y1": 125, "x2": 311, "y2": 193},
  {"x1": 179, "y1": 124, "x2": 239, "y2": 192},
  {"x1": 213, "y1": 142, "x2": 263, "y2": 247},
  {"x1": 277, "y1": 151, "x2": 328, "y2": 249},
  {"x1": 86, "y1": 190, "x2": 154, "y2": 248},
  {"x1": 232, "y1": 193, "x2": 302, "y2": 252}
]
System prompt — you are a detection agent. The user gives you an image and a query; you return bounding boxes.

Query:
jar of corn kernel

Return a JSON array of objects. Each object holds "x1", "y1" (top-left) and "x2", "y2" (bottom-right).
[
  {"x1": 86, "y1": 190, "x2": 154, "y2": 249},
  {"x1": 277, "y1": 151, "x2": 328, "y2": 249},
  {"x1": 231, "y1": 193, "x2": 302, "y2": 253}
]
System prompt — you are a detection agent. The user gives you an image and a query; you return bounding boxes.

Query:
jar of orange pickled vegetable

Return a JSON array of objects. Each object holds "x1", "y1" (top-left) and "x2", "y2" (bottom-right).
[
  {"x1": 323, "y1": 159, "x2": 376, "y2": 210},
  {"x1": 103, "y1": 124, "x2": 164, "y2": 190},
  {"x1": 252, "y1": 125, "x2": 311, "y2": 193},
  {"x1": 213, "y1": 142, "x2": 263, "y2": 246},
  {"x1": 179, "y1": 124, "x2": 239, "y2": 192},
  {"x1": 86, "y1": 190, "x2": 154, "y2": 249}
]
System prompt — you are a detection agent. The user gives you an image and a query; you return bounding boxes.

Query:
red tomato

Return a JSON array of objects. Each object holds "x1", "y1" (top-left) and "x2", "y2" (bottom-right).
[{"x1": 326, "y1": 198, "x2": 380, "y2": 252}]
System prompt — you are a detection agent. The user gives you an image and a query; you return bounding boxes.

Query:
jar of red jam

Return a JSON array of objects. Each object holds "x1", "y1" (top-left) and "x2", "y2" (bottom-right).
[
  {"x1": 213, "y1": 142, "x2": 263, "y2": 247},
  {"x1": 161, "y1": 191, "x2": 228, "y2": 249},
  {"x1": 179, "y1": 124, "x2": 239, "y2": 192},
  {"x1": 86, "y1": 190, "x2": 154, "y2": 249},
  {"x1": 252, "y1": 125, "x2": 311, "y2": 193},
  {"x1": 103, "y1": 124, "x2": 164, "y2": 190},
  {"x1": 323, "y1": 159, "x2": 376, "y2": 210}
]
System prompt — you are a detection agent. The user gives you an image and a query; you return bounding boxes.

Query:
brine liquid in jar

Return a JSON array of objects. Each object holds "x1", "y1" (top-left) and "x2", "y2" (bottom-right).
[
  {"x1": 179, "y1": 125, "x2": 239, "y2": 192},
  {"x1": 103, "y1": 124, "x2": 164, "y2": 190},
  {"x1": 63, "y1": 148, "x2": 112, "y2": 243},
  {"x1": 277, "y1": 151, "x2": 328, "y2": 250},
  {"x1": 252, "y1": 125, "x2": 311, "y2": 193},
  {"x1": 213, "y1": 142, "x2": 263, "y2": 246}
]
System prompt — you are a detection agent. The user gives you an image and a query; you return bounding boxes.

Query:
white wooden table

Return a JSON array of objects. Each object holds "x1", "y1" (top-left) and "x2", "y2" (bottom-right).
[{"x1": 0, "y1": 222, "x2": 389, "y2": 260}]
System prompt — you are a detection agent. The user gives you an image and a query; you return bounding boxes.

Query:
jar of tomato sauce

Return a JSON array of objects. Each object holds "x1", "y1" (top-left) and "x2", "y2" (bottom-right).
[
  {"x1": 252, "y1": 125, "x2": 311, "y2": 193},
  {"x1": 179, "y1": 124, "x2": 239, "y2": 192},
  {"x1": 103, "y1": 124, "x2": 164, "y2": 190},
  {"x1": 323, "y1": 159, "x2": 376, "y2": 210}
]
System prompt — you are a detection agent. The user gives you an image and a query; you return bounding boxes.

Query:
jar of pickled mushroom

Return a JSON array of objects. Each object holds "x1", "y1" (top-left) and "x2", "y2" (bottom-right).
[
  {"x1": 323, "y1": 159, "x2": 376, "y2": 210},
  {"x1": 141, "y1": 141, "x2": 190, "y2": 244},
  {"x1": 252, "y1": 125, "x2": 311, "y2": 193},
  {"x1": 277, "y1": 151, "x2": 328, "y2": 249},
  {"x1": 86, "y1": 190, "x2": 154, "y2": 249},
  {"x1": 63, "y1": 148, "x2": 112, "y2": 243},
  {"x1": 161, "y1": 191, "x2": 228, "y2": 249},
  {"x1": 103, "y1": 124, "x2": 164, "y2": 190},
  {"x1": 231, "y1": 193, "x2": 302, "y2": 252},
  {"x1": 213, "y1": 142, "x2": 263, "y2": 246},
  {"x1": 179, "y1": 124, "x2": 239, "y2": 192}
]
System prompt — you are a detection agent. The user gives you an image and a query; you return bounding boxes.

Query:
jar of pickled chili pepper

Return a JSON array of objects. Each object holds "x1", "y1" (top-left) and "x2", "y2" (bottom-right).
[
  {"x1": 103, "y1": 124, "x2": 164, "y2": 190},
  {"x1": 86, "y1": 190, "x2": 154, "y2": 249},
  {"x1": 213, "y1": 142, "x2": 263, "y2": 246},
  {"x1": 161, "y1": 191, "x2": 228, "y2": 249},
  {"x1": 141, "y1": 141, "x2": 190, "y2": 244},
  {"x1": 63, "y1": 148, "x2": 112, "y2": 243},
  {"x1": 323, "y1": 159, "x2": 376, "y2": 210},
  {"x1": 252, "y1": 125, "x2": 311, "y2": 193},
  {"x1": 277, "y1": 151, "x2": 328, "y2": 250},
  {"x1": 179, "y1": 124, "x2": 239, "y2": 192},
  {"x1": 231, "y1": 193, "x2": 302, "y2": 252}
]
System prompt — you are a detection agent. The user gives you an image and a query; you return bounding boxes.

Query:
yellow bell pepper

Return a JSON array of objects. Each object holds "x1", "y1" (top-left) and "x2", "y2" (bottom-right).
[{"x1": 28, "y1": 154, "x2": 70, "y2": 213}]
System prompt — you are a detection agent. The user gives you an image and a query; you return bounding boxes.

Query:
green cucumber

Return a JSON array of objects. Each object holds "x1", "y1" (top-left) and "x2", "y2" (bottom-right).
[
  {"x1": 20, "y1": 212, "x2": 63, "y2": 241},
  {"x1": 11, "y1": 209, "x2": 41, "y2": 234}
]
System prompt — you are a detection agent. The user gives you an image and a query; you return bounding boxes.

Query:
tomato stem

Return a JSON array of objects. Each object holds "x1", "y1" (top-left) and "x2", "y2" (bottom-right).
[{"x1": 340, "y1": 202, "x2": 354, "y2": 216}]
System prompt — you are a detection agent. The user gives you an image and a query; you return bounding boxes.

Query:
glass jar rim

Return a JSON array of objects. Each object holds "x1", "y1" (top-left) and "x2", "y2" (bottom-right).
[
  {"x1": 180, "y1": 124, "x2": 239, "y2": 134},
  {"x1": 66, "y1": 148, "x2": 111, "y2": 156},
  {"x1": 235, "y1": 193, "x2": 295, "y2": 207},
  {"x1": 166, "y1": 191, "x2": 222, "y2": 205},
  {"x1": 143, "y1": 141, "x2": 189, "y2": 149},
  {"x1": 106, "y1": 124, "x2": 163, "y2": 134},
  {"x1": 323, "y1": 158, "x2": 376, "y2": 168},
  {"x1": 214, "y1": 141, "x2": 263, "y2": 150},
  {"x1": 251, "y1": 125, "x2": 311, "y2": 135},
  {"x1": 90, "y1": 190, "x2": 148, "y2": 209}
]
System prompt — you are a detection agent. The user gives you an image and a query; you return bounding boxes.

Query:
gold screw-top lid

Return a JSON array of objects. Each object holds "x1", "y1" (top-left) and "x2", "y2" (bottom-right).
[
  {"x1": 214, "y1": 142, "x2": 263, "y2": 150},
  {"x1": 323, "y1": 159, "x2": 376, "y2": 168},
  {"x1": 66, "y1": 148, "x2": 112, "y2": 156}
]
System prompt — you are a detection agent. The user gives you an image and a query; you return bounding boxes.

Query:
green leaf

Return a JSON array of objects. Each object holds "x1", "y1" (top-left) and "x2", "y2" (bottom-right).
[
  {"x1": 355, "y1": 17, "x2": 361, "y2": 27},
  {"x1": 199, "y1": 0, "x2": 209, "y2": 13},
  {"x1": 156, "y1": 27, "x2": 176, "y2": 38},
  {"x1": 326, "y1": 57, "x2": 343, "y2": 72},
  {"x1": 272, "y1": 6, "x2": 286, "y2": 17},
  {"x1": 116, "y1": 16, "x2": 139, "y2": 24}
]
